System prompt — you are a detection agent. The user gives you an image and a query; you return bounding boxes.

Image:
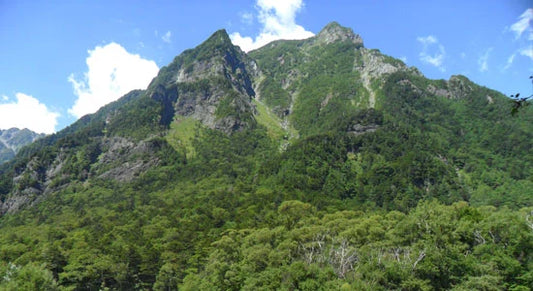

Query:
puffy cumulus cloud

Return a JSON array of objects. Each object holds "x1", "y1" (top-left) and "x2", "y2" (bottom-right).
[
  {"x1": 478, "y1": 48, "x2": 493, "y2": 72},
  {"x1": 68, "y1": 42, "x2": 159, "y2": 118},
  {"x1": 417, "y1": 35, "x2": 446, "y2": 71},
  {"x1": 230, "y1": 0, "x2": 314, "y2": 52},
  {"x1": 0, "y1": 93, "x2": 59, "y2": 134},
  {"x1": 510, "y1": 8, "x2": 533, "y2": 40}
]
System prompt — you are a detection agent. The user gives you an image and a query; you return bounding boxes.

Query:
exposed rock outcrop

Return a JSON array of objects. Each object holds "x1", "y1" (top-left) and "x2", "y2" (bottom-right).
[
  {"x1": 448, "y1": 75, "x2": 474, "y2": 99},
  {"x1": 0, "y1": 128, "x2": 45, "y2": 164},
  {"x1": 348, "y1": 123, "x2": 379, "y2": 135},
  {"x1": 96, "y1": 137, "x2": 162, "y2": 182},
  {"x1": 148, "y1": 29, "x2": 258, "y2": 134},
  {"x1": 0, "y1": 135, "x2": 166, "y2": 214},
  {"x1": 316, "y1": 21, "x2": 364, "y2": 47}
]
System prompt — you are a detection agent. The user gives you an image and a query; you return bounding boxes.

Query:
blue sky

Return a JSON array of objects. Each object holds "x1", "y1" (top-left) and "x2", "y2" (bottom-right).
[{"x1": 1, "y1": 0, "x2": 531, "y2": 133}]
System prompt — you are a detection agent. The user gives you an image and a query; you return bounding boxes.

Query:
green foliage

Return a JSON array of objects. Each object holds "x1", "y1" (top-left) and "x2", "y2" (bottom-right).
[
  {"x1": 165, "y1": 116, "x2": 201, "y2": 158},
  {"x1": 182, "y1": 201, "x2": 532, "y2": 290},
  {"x1": 252, "y1": 99, "x2": 296, "y2": 142},
  {"x1": 215, "y1": 91, "x2": 254, "y2": 124},
  {"x1": 0, "y1": 262, "x2": 59, "y2": 290},
  {"x1": 105, "y1": 93, "x2": 164, "y2": 139}
]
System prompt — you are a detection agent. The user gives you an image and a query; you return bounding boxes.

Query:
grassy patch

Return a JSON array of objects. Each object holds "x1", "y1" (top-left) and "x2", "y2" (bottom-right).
[
  {"x1": 165, "y1": 116, "x2": 201, "y2": 158},
  {"x1": 253, "y1": 99, "x2": 298, "y2": 149}
]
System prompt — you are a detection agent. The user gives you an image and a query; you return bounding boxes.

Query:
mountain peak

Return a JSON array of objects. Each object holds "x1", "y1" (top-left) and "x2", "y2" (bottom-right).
[
  {"x1": 316, "y1": 21, "x2": 364, "y2": 47},
  {"x1": 146, "y1": 26, "x2": 257, "y2": 134},
  {"x1": 204, "y1": 29, "x2": 233, "y2": 46},
  {"x1": 0, "y1": 127, "x2": 44, "y2": 164},
  {"x1": 148, "y1": 28, "x2": 241, "y2": 89}
]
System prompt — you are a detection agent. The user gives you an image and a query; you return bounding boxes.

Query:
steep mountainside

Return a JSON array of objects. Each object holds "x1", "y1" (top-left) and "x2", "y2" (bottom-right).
[
  {"x1": 147, "y1": 29, "x2": 258, "y2": 133},
  {"x1": 0, "y1": 128, "x2": 44, "y2": 164},
  {"x1": 0, "y1": 23, "x2": 531, "y2": 289}
]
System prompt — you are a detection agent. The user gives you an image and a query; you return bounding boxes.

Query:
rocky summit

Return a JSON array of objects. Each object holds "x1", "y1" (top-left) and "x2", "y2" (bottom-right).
[
  {"x1": 0, "y1": 128, "x2": 44, "y2": 164},
  {"x1": 146, "y1": 29, "x2": 258, "y2": 134},
  {"x1": 0, "y1": 22, "x2": 531, "y2": 290}
]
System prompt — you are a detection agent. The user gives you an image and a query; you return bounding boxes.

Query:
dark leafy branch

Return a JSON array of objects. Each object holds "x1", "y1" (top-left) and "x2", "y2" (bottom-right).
[{"x1": 510, "y1": 75, "x2": 532, "y2": 116}]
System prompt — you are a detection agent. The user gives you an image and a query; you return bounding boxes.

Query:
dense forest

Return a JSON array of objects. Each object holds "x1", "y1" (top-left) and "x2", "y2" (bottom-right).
[{"x1": 0, "y1": 23, "x2": 531, "y2": 290}]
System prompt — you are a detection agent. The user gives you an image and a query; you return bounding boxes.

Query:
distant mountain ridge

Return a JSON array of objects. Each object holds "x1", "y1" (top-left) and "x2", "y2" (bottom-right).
[{"x1": 0, "y1": 128, "x2": 44, "y2": 164}]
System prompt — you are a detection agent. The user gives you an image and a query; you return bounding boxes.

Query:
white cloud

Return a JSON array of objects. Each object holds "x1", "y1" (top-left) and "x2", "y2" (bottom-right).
[
  {"x1": 241, "y1": 12, "x2": 254, "y2": 25},
  {"x1": 510, "y1": 8, "x2": 533, "y2": 40},
  {"x1": 162, "y1": 31, "x2": 172, "y2": 43},
  {"x1": 0, "y1": 93, "x2": 59, "y2": 134},
  {"x1": 417, "y1": 35, "x2": 437, "y2": 45},
  {"x1": 417, "y1": 35, "x2": 446, "y2": 71},
  {"x1": 230, "y1": 0, "x2": 315, "y2": 52},
  {"x1": 503, "y1": 53, "x2": 516, "y2": 70},
  {"x1": 520, "y1": 46, "x2": 533, "y2": 60},
  {"x1": 68, "y1": 42, "x2": 159, "y2": 118},
  {"x1": 478, "y1": 48, "x2": 493, "y2": 72}
]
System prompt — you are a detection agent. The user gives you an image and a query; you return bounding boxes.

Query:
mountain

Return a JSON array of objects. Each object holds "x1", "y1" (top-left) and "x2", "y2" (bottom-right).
[
  {"x1": 0, "y1": 22, "x2": 531, "y2": 290},
  {"x1": 0, "y1": 128, "x2": 44, "y2": 164}
]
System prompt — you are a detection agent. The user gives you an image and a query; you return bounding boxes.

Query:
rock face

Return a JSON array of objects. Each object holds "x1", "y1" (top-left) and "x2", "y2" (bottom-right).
[
  {"x1": 315, "y1": 21, "x2": 364, "y2": 47},
  {"x1": 148, "y1": 29, "x2": 258, "y2": 134},
  {"x1": 0, "y1": 128, "x2": 44, "y2": 164},
  {"x1": 0, "y1": 135, "x2": 167, "y2": 214},
  {"x1": 348, "y1": 123, "x2": 379, "y2": 135},
  {"x1": 96, "y1": 137, "x2": 162, "y2": 182},
  {"x1": 423, "y1": 75, "x2": 476, "y2": 100},
  {"x1": 448, "y1": 75, "x2": 474, "y2": 99}
]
